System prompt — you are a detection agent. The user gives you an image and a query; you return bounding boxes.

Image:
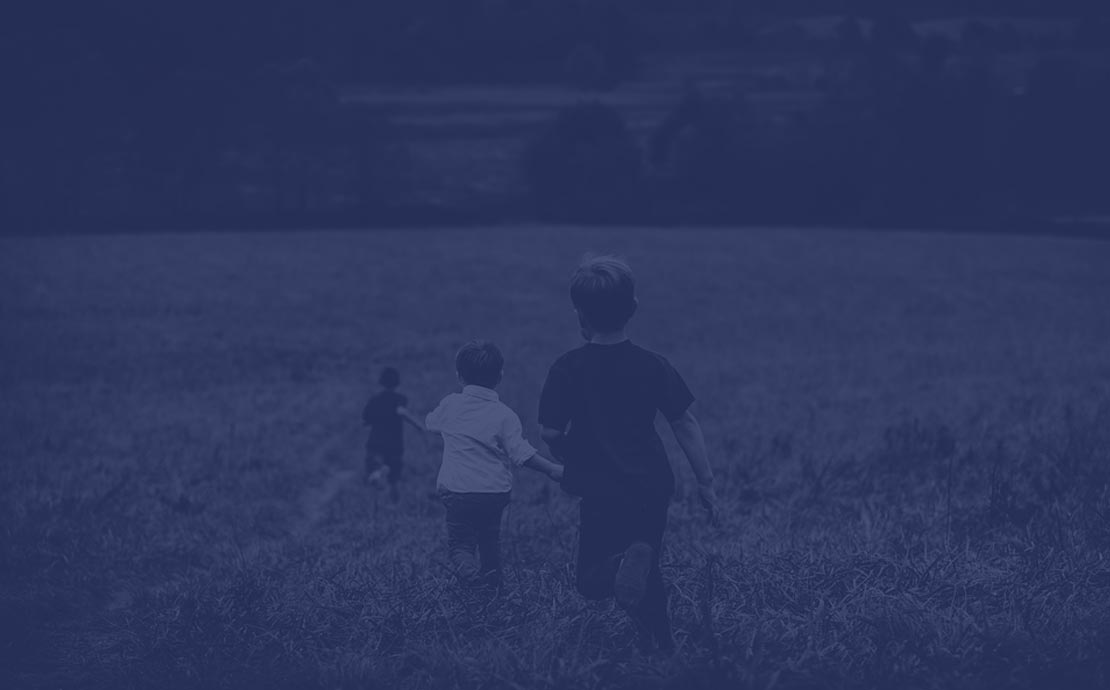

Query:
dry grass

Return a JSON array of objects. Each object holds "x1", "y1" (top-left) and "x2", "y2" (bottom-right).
[{"x1": 2, "y1": 226, "x2": 1110, "y2": 689}]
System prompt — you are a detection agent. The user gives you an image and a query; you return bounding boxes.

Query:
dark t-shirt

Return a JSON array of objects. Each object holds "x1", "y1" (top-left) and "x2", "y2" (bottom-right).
[
  {"x1": 538, "y1": 341, "x2": 695, "y2": 500},
  {"x1": 363, "y1": 390, "x2": 408, "y2": 454}
]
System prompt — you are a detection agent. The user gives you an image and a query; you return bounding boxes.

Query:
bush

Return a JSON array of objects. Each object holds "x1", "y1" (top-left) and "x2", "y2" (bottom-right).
[
  {"x1": 564, "y1": 44, "x2": 612, "y2": 92},
  {"x1": 807, "y1": 46, "x2": 1110, "y2": 227},
  {"x1": 869, "y1": 14, "x2": 921, "y2": 56},
  {"x1": 774, "y1": 111, "x2": 879, "y2": 224},
  {"x1": 0, "y1": 51, "x2": 133, "y2": 224},
  {"x1": 204, "y1": 61, "x2": 403, "y2": 218},
  {"x1": 1076, "y1": 17, "x2": 1110, "y2": 55},
  {"x1": 644, "y1": 46, "x2": 1031, "y2": 227},
  {"x1": 522, "y1": 101, "x2": 641, "y2": 222},
  {"x1": 1, "y1": 59, "x2": 404, "y2": 230},
  {"x1": 648, "y1": 89, "x2": 751, "y2": 222},
  {"x1": 648, "y1": 82, "x2": 881, "y2": 225},
  {"x1": 1009, "y1": 58, "x2": 1110, "y2": 218},
  {"x1": 345, "y1": 0, "x2": 639, "y2": 87},
  {"x1": 836, "y1": 16, "x2": 868, "y2": 54}
]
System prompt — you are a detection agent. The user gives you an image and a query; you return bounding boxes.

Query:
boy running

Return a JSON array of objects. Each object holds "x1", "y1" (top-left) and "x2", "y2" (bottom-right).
[
  {"x1": 363, "y1": 366, "x2": 424, "y2": 502},
  {"x1": 426, "y1": 341, "x2": 564, "y2": 591},
  {"x1": 539, "y1": 255, "x2": 718, "y2": 654}
]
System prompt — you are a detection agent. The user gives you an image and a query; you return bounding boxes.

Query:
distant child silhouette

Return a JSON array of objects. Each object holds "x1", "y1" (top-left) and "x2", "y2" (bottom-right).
[{"x1": 363, "y1": 367, "x2": 425, "y2": 502}]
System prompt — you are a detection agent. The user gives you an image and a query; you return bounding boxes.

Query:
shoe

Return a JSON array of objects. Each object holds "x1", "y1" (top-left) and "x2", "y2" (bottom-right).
[
  {"x1": 451, "y1": 551, "x2": 480, "y2": 582},
  {"x1": 366, "y1": 467, "x2": 387, "y2": 486},
  {"x1": 614, "y1": 542, "x2": 653, "y2": 609},
  {"x1": 473, "y1": 570, "x2": 503, "y2": 595}
]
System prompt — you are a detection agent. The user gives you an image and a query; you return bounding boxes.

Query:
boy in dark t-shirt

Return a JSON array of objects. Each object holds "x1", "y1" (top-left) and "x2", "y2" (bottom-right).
[
  {"x1": 363, "y1": 367, "x2": 424, "y2": 502},
  {"x1": 539, "y1": 255, "x2": 718, "y2": 654}
]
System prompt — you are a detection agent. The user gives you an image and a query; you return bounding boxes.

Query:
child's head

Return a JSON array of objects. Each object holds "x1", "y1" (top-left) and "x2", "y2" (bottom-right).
[
  {"x1": 379, "y1": 366, "x2": 401, "y2": 390},
  {"x1": 570, "y1": 254, "x2": 637, "y2": 335},
  {"x1": 455, "y1": 341, "x2": 504, "y2": 389}
]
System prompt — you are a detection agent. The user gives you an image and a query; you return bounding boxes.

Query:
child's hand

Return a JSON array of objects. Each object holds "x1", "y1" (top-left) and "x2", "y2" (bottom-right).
[
  {"x1": 549, "y1": 464, "x2": 565, "y2": 482},
  {"x1": 698, "y1": 482, "x2": 720, "y2": 527},
  {"x1": 422, "y1": 429, "x2": 439, "y2": 448}
]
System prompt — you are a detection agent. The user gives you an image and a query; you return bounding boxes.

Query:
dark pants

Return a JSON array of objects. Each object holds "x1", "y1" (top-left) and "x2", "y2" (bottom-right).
[
  {"x1": 577, "y1": 492, "x2": 671, "y2": 640},
  {"x1": 440, "y1": 490, "x2": 511, "y2": 587}
]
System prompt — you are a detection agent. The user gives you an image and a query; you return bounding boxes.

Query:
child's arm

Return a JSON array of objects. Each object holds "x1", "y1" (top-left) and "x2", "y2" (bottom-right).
[
  {"x1": 668, "y1": 408, "x2": 719, "y2": 525},
  {"x1": 397, "y1": 406, "x2": 427, "y2": 432},
  {"x1": 522, "y1": 453, "x2": 564, "y2": 481},
  {"x1": 424, "y1": 399, "x2": 448, "y2": 433},
  {"x1": 540, "y1": 426, "x2": 568, "y2": 463},
  {"x1": 503, "y1": 413, "x2": 563, "y2": 481}
]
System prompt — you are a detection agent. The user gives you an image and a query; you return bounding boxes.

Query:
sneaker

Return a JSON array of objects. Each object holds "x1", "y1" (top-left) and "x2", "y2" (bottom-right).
[
  {"x1": 614, "y1": 542, "x2": 653, "y2": 609},
  {"x1": 450, "y1": 551, "x2": 480, "y2": 582},
  {"x1": 474, "y1": 570, "x2": 503, "y2": 595}
]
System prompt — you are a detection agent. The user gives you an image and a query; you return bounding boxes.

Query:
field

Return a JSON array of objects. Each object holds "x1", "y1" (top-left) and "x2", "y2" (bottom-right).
[{"x1": 2, "y1": 226, "x2": 1110, "y2": 690}]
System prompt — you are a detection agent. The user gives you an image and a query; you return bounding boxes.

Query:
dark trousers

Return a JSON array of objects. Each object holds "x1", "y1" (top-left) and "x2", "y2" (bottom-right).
[
  {"x1": 576, "y1": 492, "x2": 671, "y2": 639},
  {"x1": 440, "y1": 490, "x2": 511, "y2": 586}
]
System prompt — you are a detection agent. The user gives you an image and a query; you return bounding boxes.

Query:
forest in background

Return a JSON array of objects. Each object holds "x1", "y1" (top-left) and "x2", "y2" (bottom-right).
[{"x1": 2, "y1": 1, "x2": 1108, "y2": 232}]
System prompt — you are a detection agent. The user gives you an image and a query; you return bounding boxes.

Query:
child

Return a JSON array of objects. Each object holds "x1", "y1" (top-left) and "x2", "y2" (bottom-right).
[
  {"x1": 363, "y1": 366, "x2": 424, "y2": 502},
  {"x1": 538, "y1": 255, "x2": 718, "y2": 655},
  {"x1": 426, "y1": 341, "x2": 563, "y2": 590}
]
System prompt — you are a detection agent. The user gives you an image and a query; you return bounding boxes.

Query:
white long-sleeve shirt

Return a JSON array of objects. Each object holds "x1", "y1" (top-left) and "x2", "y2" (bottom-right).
[{"x1": 425, "y1": 385, "x2": 538, "y2": 493}]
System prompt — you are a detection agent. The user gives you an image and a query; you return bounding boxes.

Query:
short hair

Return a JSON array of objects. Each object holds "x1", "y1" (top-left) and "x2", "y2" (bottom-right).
[
  {"x1": 570, "y1": 254, "x2": 637, "y2": 332},
  {"x1": 379, "y1": 367, "x2": 400, "y2": 389},
  {"x1": 455, "y1": 341, "x2": 504, "y2": 388}
]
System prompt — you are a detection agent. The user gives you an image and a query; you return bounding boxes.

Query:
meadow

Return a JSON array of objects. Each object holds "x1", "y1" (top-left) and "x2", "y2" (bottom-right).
[{"x1": 2, "y1": 226, "x2": 1110, "y2": 689}]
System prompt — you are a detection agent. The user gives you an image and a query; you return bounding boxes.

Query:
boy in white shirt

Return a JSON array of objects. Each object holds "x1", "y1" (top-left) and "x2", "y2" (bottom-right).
[{"x1": 426, "y1": 341, "x2": 563, "y2": 590}]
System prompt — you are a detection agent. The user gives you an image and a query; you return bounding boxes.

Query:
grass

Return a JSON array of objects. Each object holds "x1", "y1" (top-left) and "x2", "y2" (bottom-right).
[{"x1": 2, "y1": 225, "x2": 1110, "y2": 689}]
